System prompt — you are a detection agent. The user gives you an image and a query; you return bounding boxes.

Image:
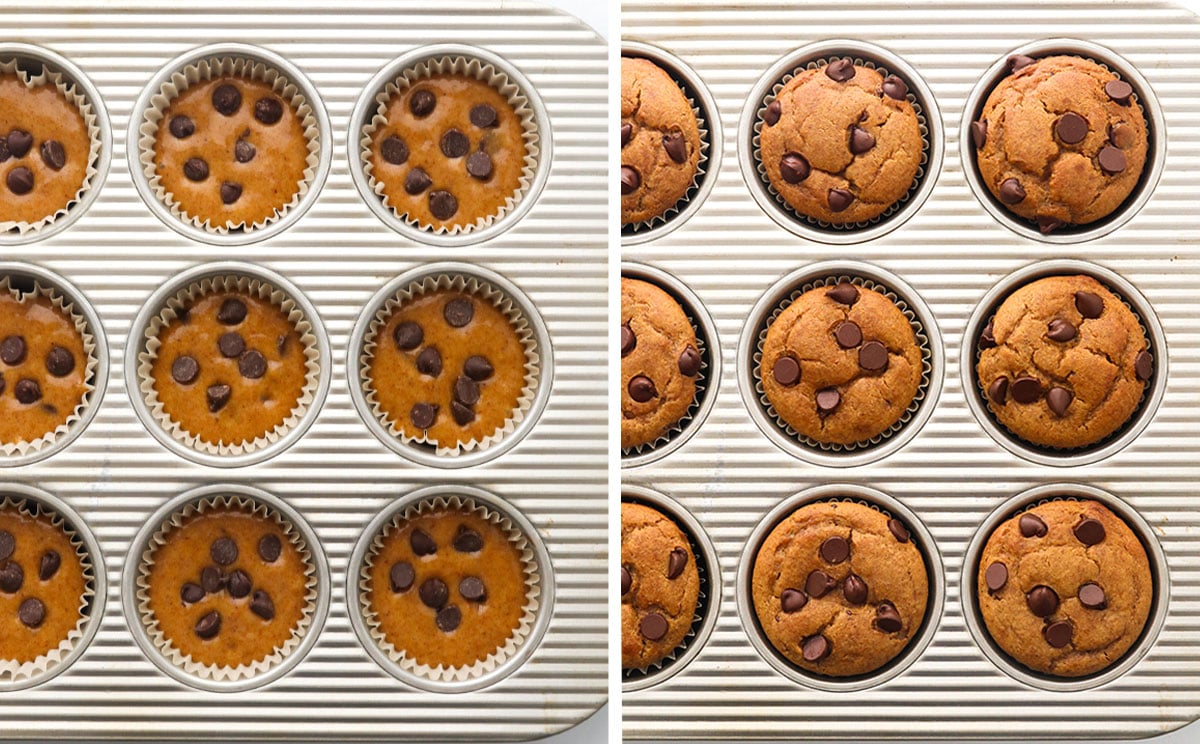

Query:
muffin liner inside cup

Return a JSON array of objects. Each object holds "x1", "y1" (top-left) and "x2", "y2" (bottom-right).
[
  {"x1": 358, "y1": 54, "x2": 539, "y2": 237},
  {"x1": 0, "y1": 57, "x2": 103, "y2": 238}
]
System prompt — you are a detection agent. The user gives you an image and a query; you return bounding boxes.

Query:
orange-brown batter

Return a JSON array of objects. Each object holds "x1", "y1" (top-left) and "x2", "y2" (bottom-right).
[
  {"x1": 145, "y1": 505, "x2": 309, "y2": 668},
  {"x1": 0, "y1": 72, "x2": 91, "y2": 225},
  {"x1": 367, "y1": 507, "x2": 528, "y2": 668},
  {"x1": 154, "y1": 75, "x2": 308, "y2": 228},
  {"x1": 150, "y1": 290, "x2": 306, "y2": 446},
  {"x1": 367, "y1": 288, "x2": 526, "y2": 448},
  {"x1": 369, "y1": 73, "x2": 526, "y2": 229}
]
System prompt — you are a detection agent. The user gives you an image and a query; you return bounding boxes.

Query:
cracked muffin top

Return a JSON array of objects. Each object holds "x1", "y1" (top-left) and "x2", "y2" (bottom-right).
[
  {"x1": 759, "y1": 59, "x2": 922, "y2": 225},
  {"x1": 620, "y1": 57, "x2": 700, "y2": 226},
  {"x1": 976, "y1": 274, "x2": 1151, "y2": 450},
  {"x1": 970, "y1": 55, "x2": 1148, "y2": 234}
]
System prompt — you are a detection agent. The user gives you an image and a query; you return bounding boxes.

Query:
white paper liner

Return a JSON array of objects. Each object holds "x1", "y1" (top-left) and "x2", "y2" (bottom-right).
[
  {"x1": 358, "y1": 494, "x2": 541, "y2": 683},
  {"x1": 752, "y1": 55, "x2": 930, "y2": 231},
  {"x1": 0, "y1": 58, "x2": 102, "y2": 236},
  {"x1": 359, "y1": 55, "x2": 540, "y2": 236},
  {"x1": 136, "y1": 55, "x2": 320, "y2": 234},
  {"x1": 134, "y1": 493, "x2": 318, "y2": 683},
  {"x1": 0, "y1": 275, "x2": 99, "y2": 457},
  {"x1": 753, "y1": 274, "x2": 933, "y2": 452},
  {"x1": 359, "y1": 273, "x2": 539, "y2": 457},
  {"x1": 135, "y1": 274, "x2": 321, "y2": 457},
  {"x1": 0, "y1": 495, "x2": 96, "y2": 684}
]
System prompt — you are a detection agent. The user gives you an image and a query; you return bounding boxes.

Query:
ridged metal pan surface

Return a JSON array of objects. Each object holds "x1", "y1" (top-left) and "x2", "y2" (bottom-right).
[
  {"x1": 0, "y1": 1, "x2": 606, "y2": 740},
  {"x1": 620, "y1": 0, "x2": 1200, "y2": 739}
]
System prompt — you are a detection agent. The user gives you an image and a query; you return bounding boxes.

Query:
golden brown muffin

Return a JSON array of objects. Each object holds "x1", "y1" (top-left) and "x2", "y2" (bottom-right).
[
  {"x1": 0, "y1": 72, "x2": 91, "y2": 225},
  {"x1": 620, "y1": 57, "x2": 701, "y2": 226},
  {"x1": 366, "y1": 505, "x2": 530, "y2": 669},
  {"x1": 153, "y1": 74, "x2": 308, "y2": 229},
  {"x1": 976, "y1": 274, "x2": 1150, "y2": 449},
  {"x1": 971, "y1": 55, "x2": 1148, "y2": 233},
  {"x1": 368, "y1": 73, "x2": 526, "y2": 230},
  {"x1": 621, "y1": 278, "x2": 701, "y2": 450},
  {"x1": 759, "y1": 59, "x2": 922, "y2": 225},
  {"x1": 978, "y1": 499, "x2": 1152, "y2": 677},
  {"x1": 760, "y1": 282, "x2": 922, "y2": 446},
  {"x1": 751, "y1": 501, "x2": 928, "y2": 677},
  {"x1": 367, "y1": 287, "x2": 527, "y2": 450},
  {"x1": 621, "y1": 502, "x2": 700, "y2": 670},
  {"x1": 149, "y1": 289, "x2": 307, "y2": 447},
  {"x1": 0, "y1": 503, "x2": 88, "y2": 665},
  {"x1": 144, "y1": 502, "x2": 311, "y2": 669},
  {"x1": 0, "y1": 288, "x2": 89, "y2": 446}
]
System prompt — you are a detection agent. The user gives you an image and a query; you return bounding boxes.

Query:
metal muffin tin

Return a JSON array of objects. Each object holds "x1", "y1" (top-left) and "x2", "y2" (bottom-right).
[
  {"x1": 622, "y1": 0, "x2": 1200, "y2": 739},
  {"x1": 1, "y1": 2, "x2": 605, "y2": 740}
]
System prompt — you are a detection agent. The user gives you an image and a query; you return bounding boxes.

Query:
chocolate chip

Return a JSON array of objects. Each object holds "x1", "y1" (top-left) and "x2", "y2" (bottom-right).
[
  {"x1": 1010, "y1": 376, "x2": 1041, "y2": 404},
  {"x1": 1105, "y1": 79, "x2": 1134, "y2": 105},
  {"x1": 1079, "y1": 582, "x2": 1107, "y2": 609},
  {"x1": 200, "y1": 566, "x2": 224, "y2": 594},
  {"x1": 985, "y1": 561, "x2": 1008, "y2": 592},
  {"x1": 250, "y1": 590, "x2": 275, "y2": 620},
  {"x1": 0, "y1": 137, "x2": 8, "y2": 163},
  {"x1": 1109, "y1": 122, "x2": 1135, "y2": 149},
  {"x1": 419, "y1": 577, "x2": 448, "y2": 609},
  {"x1": 1047, "y1": 386, "x2": 1073, "y2": 417},
  {"x1": 1098, "y1": 145, "x2": 1127, "y2": 175},
  {"x1": 411, "y1": 529, "x2": 437, "y2": 556},
  {"x1": 6, "y1": 129, "x2": 32, "y2": 158},
  {"x1": 470, "y1": 104, "x2": 498, "y2": 128},
  {"x1": 390, "y1": 561, "x2": 415, "y2": 592},
  {"x1": 666, "y1": 547, "x2": 688, "y2": 579},
  {"x1": 220, "y1": 181, "x2": 243, "y2": 205},
  {"x1": 0, "y1": 561, "x2": 23, "y2": 593},
  {"x1": 781, "y1": 588, "x2": 807, "y2": 613},
  {"x1": 40, "y1": 140, "x2": 66, "y2": 171},
  {"x1": 971, "y1": 120, "x2": 988, "y2": 149},
  {"x1": 828, "y1": 188, "x2": 855, "y2": 212},
  {"x1": 18, "y1": 598, "x2": 45, "y2": 629},
  {"x1": 410, "y1": 402, "x2": 438, "y2": 429},
  {"x1": 453, "y1": 526, "x2": 483, "y2": 553},
  {"x1": 628, "y1": 375, "x2": 657, "y2": 402},
  {"x1": 826, "y1": 282, "x2": 859, "y2": 306},
  {"x1": 416, "y1": 347, "x2": 442, "y2": 376},
  {"x1": 621, "y1": 566, "x2": 631, "y2": 595},
  {"x1": 849, "y1": 125, "x2": 875, "y2": 155},
  {"x1": 1037, "y1": 215, "x2": 1066, "y2": 234},
  {"x1": 1026, "y1": 585, "x2": 1059, "y2": 617},
  {"x1": 254, "y1": 97, "x2": 283, "y2": 125},
  {"x1": 1074, "y1": 518, "x2": 1106, "y2": 546},
  {"x1": 181, "y1": 582, "x2": 204, "y2": 604},
  {"x1": 1008, "y1": 54, "x2": 1036, "y2": 73},
  {"x1": 1055, "y1": 112, "x2": 1088, "y2": 145},
  {"x1": 881, "y1": 75, "x2": 908, "y2": 100},
  {"x1": 433, "y1": 605, "x2": 462, "y2": 633},
  {"x1": 459, "y1": 576, "x2": 487, "y2": 602},
  {"x1": 211, "y1": 537, "x2": 238, "y2": 566},
  {"x1": 394, "y1": 321, "x2": 423, "y2": 350},
  {"x1": 234, "y1": 138, "x2": 257, "y2": 163},
  {"x1": 45, "y1": 346, "x2": 74, "y2": 377},
  {"x1": 859, "y1": 341, "x2": 888, "y2": 372},
  {"x1": 1136, "y1": 350, "x2": 1153, "y2": 381},
  {"x1": 169, "y1": 115, "x2": 195, "y2": 139},
  {"x1": 677, "y1": 345, "x2": 701, "y2": 376},
  {"x1": 1019, "y1": 513, "x2": 1048, "y2": 538},
  {"x1": 640, "y1": 612, "x2": 668, "y2": 641},
  {"x1": 429, "y1": 190, "x2": 458, "y2": 220},
  {"x1": 875, "y1": 602, "x2": 904, "y2": 633},
  {"x1": 998, "y1": 178, "x2": 1025, "y2": 204},
  {"x1": 1044, "y1": 620, "x2": 1073, "y2": 648},
  {"x1": 463, "y1": 355, "x2": 493, "y2": 381},
  {"x1": 801, "y1": 634, "x2": 831, "y2": 661},
  {"x1": 211, "y1": 84, "x2": 241, "y2": 116},
  {"x1": 816, "y1": 387, "x2": 841, "y2": 415},
  {"x1": 258, "y1": 534, "x2": 282, "y2": 563},
  {"x1": 779, "y1": 153, "x2": 810, "y2": 184},
  {"x1": 238, "y1": 349, "x2": 266, "y2": 379},
  {"x1": 621, "y1": 323, "x2": 635, "y2": 357},
  {"x1": 14, "y1": 379, "x2": 40, "y2": 404},
  {"x1": 454, "y1": 375, "x2": 480, "y2": 406},
  {"x1": 887, "y1": 518, "x2": 910, "y2": 543},
  {"x1": 39, "y1": 550, "x2": 60, "y2": 581},
  {"x1": 820, "y1": 536, "x2": 850, "y2": 564},
  {"x1": 0, "y1": 335, "x2": 26, "y2": 365},
  {"x1": 843, "y1": 573, "x2": 868, "y2": 605},
  {"x1": 988, "y1": 376, "x2": 1009, "y2": 404},
  {"x1": 0, "y1": 531, "x2": 12, "y2": 561},
  {"x1": 805, "y1": 569, "x2": 837, "y2": 598},
  {"x1": 772, "y1": 356, "x2": 800, "y2": 386},
  {"x1": 409, "y1": 89, "x2": 435, "y2": 117},
  {"x1": 1047, "y1": 318, "x2": 1077, "y2": 342},
  {"x1": 218, "y1": 332, "x2": 245, "y2": 358},
  {"x1": 979, "y1": 321, "x2": 997, "y2": 350},
  {"x1": 206, "y1": 384, "x2": 231, "y2": 412},
  {"x1": 835, "y1": 320, "x2": 862, "y2": 349},
  {"x1": 466, "y1": 150, "x2": 493, "y2": 180},
  {"x1": 621, "y1": 123, "x2": 632, "y2": 146},
  {"x1": 226, "y1": 569, "x2": 251, "y2": 599},
  {"x1": 763, "y1": 100, "x2": 782, "y2": 126},
  {"x1": 663, "y1": 131, "x2": 687, "y2": 163},
  {"x1": 1074, "y1": 291, "x2": 1104, "y2": 319},
  {"x1": 6, "y1": 167, "x2": 33, "y2": 195},
  {"x1": 440, "y1": 129, "x2": 470, "y2": 159},
  {"x1": 824, "y1": 58, "x2": 855, "y2": 82},
  {"x1": 621, "y1": 165, "x2": 641, "y2": 194},
  {"x1": 379, "y1": 134, "x2": 409, "y2": 165},
  {"x1": 452, "y1": 401, "x2": 476, "y2": 426},
  {"x1": 195, "y1": 610, "x2": 221, "y2": 638},
  {"x1": 217, "y1": 298, "x2": 247, "y2": 324},
  {"x1": 405, "y1": 167, "x2": 432, "y2": 195}
]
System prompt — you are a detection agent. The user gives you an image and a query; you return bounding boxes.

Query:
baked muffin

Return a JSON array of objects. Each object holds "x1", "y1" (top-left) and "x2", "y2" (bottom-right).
[
  {"x1": 153, "y1": 74, "x2": 309, "y2": 229},
  {"x1": 366, "y1": 286, "x2": 528, "y2": 450},
  {"x1": 621, "y1": 502, "x2": 700, "y2": 670},
  {"x1": 759, "y1": 59, "x2": 922, "y2": 225},
  {"x1": 978, "y1": 499, "x2": 1152, "y2": 677},
  {"x1": 621, "y1": 278, "x2": 701, "y2": 450},
  {"x1": 976, "y1": 274, "x2": 1151, "y2": 449},
  {"x1": 368, "y1": 73, "x2": 527, "y2": 231},
  {"x1": 971, "y1": 55, "x2": 1148, "y2": 233},
  {"x1": 760, "y1": 281, "x2": 922, "y2": 446},
  {"x1": 620, "y1": 57, "x2": 701, "y2": 226},
  {"x1": 751, "y1": 500, "x2": 928, "y2": 677},
  {"x1": 364, "y1": 503, "x2": 531, "y2": 669}
]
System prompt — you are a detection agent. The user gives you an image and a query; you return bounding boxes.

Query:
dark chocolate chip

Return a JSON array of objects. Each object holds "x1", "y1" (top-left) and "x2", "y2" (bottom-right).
[
  {"x1": 1136, "y1": 350, "x2": 1153, "y2": 381},
  {"x1": 887, "y1": 518, "x2": 910, "y2": 543},
  {"x1": 18, "y1": 598, "x2": 45, "y2": 629},
  {"x1": 234, "y1": 138, "x2": 257, "y2": 163},
  {"x1": 640, "y1": 612, "x2": 668, "y2": 641},
  {"x1": 211, "y1": 84, "x2": 241, "y2": 116},
  {"x1": 1055, "y1": 112, "x2": 1088, "y2": 145},
  {"x1": 416, "y1": 347, "x2": 443, "y2": 377},
  {"x1": 390, "y1": 561, "x2": 414, "y2": 592},
  {"x1": 436, "y1": 605, "x2": 462, "y2": 632},
  {"x1": 381, "y1": 135, "x2": 408, "y2": 165},
  {"x1": 211, "y1": 537, "x2": 238, "y2": 566},
  {"x1": 621, "y1": 165, "x2": 640, "y2": 194},
  {"x1": 459, "y1": 576, "x2": 487, "y2": 602},
  {"x1": 6, "y1": 166, "x2": 33, "y2": 195},
  {"x1": 1044, "y1": 620, "x2": 1073, "y2": 648},
  {"x1": 394, "y1": 321, "x2": 423, "y2": 350},
  {"x1": 835, "y1": 321, "x2": 862, "y2": 349},
  {"x1": 454, "y1": 375, "x2": 481, "y2": 406},
  {"x1": 979, "y1": 320, "x2": 997, "y2": 350},
  {"x1": 181, "y1": 582, "x2": 204, "y2": 604},
  {"x1": 826, "y1": 282, "x2": 859, "y2": 306},
  {"x1": 1074, "y1": 518, "x2": 1106, "y2": 546},
  {"x1": 1008, "y1": 54, "x2": 1036, "y2": 73},
  {"x1": 621, "y1": 123, "x2": 632, "y2": 146},
  {"x1": 985, "y1": 561, "x2": 1008, "y2": 592},
  {"x1": 621, "y1": 566, "x2": 632, "y2": 595},
  {"x1": 453, "y1": 526, "x2": 483, "y2": 553},
  {"x1": 45, "y1": 346, "x2": 75, "y2": 377},
  {"x1": 466, "y1": 150, "x2": 493, "y2": 180},
  {"x1": 0, "y1": 335, "x2": 26, "y2": 365},
  {"x1": 666, "y1": 547, "x2": 688, "y2": 579},
  {"x1": 206, "y1": 384, "x2": 231, "y2": 412},
  {"x1": 40, "y1": 140, "x2": 66, "y2": 171},
  {"x1": 998, "y1": 177, "x2": 1025, "y2": 204},
  {"x1": 1047, "y1": 318, "x2": 1077, "y2": 342},
  {"x1": 411, "y1": 529, "x2": 437, "y2": 556},
  {"x1": 1010, "y1": 376, "x2": 1041, "y2": 404},
  {"x1": 200, "y1": 566, "x2": 224, "y2": 594},
  {"x1": 39, "y1": 550, "x2": 60, "y2": 581},
  {"x1": 463, "y1": 355, "x2": 494, "y2": 381},
  {"x1": 14, "y1": 379, "x2": 40, "y2": 404},
  {"x1": 470, "y1": 104, "x2": 498, "y2": 128},
  {"x1": 802, "y1": 634, "x2": 831, "y2": 661},
  {"x1": 217, "y1": 298, "x2": 247, "y2": 324},
  {"x1": 1047, "y1": 386, "x2": 1073, "y2": 417},
  {"x1": 195, "y1": 610, "x2": 221, "y2": 638},
  {"x1": 429, "y1": 190, "x2": 458, "y2": 220},
  {"x1": 226, "y1": 569, "x2": 251, "y2": 599},
  {"x1": 0, "y1": 561, "x2": 23, "y2": 593},
  {"x1": 419, "y1": 577, "x2": 448, "y2": 609},
  {"x1": 250, "y1": 590, "x2": 275, "y2": 620},
  {"x1": 254, "y1": 97, "x2": 283, "y2": 125},
  {"x1": 6, "y1": 129, "x2": 32, "y2": 158},
  {"x1": 828, "y1": 188, "x2": 854, "y2": 212},
  {"x1": 1037, "y1": 215, "x2": 1065, "y2": 234},
  {"x1": 1109, "y1": 122, "x2": 1135, "y2": 149},
  {"x1": 405, "y1": 167, "x2": 432, "y2": 195},
  {"x1": 621, "y1": 325, "x2": 636, "y2": 357},
  {"x1": 805, "y1": 569, "x2": 837, "y2": 598},
  {"x1": 779, "y1": 153, "x2": 810, "y2": 184},
  {"x1": 772, "y1": 356, "x2": 800, "y2": 387},
  {"x1": 781, "y1": 588, "x2": 808, "y2": 613},
  {"x1": 663, "y1": 131, "x2": 687, "y2": 163},
  {"x1": 1075, "y1": 291, "x2": 1104, "y2": 319},
  {"x1": 440, "y1": 129, "x2": 470, "y2": 159},
  {"x1": 820, "y1": 536, "x2": 850, "y2": 564},
  {"x1": 875, "y1": 602, "x2": 904, "y2": 633},
  {"x1": 1079, "y1": 582, "x2": 1107, "y2": 609},
  {"x1": 678, "y1": 345, "x2": 701, "y2": 376},
  {"x1": 238, "y1": 349, "x2": 266, "y2": 379},
  {"x1": 815, "y1": 387, "x2": 841, "y2": 415},
  {"x1": 1019, "y1": 513, "x2": 1048, "y2": 538},
  {"x1": 0, "y1": 531, "x2": 12, "y2": 561},
  {"x1": 0, "y1": 136, "x2": 8, "y2": 163},
  {"x1": 1026, "y1": 585, "x2": 1059, "y2": 617},
  {"x1": 763, "y1": 100, "x2": 782, "y2": 126},
  {"x1": 258, "y1": 534, "x2": 282, "y2": 563},
  {"x1": 410, "y1": 402, "x2": 438, "y2": 429},
  {"x1": 858, "y1": 340, "x2": 888, "y2": 372},
  {"x1": 218, "y1": 332, "x2": 245, "y2": 358},
  {"x1": 881, "y1": 75, "x2": 908, "y2": 100},
  {"x1": 628, "y1": 375, "x2": 657, "y2": 402},
  {"x1": 970, "y1": 120, "x2": 988, "y2": 149},
  {"x1": 452, "y1": 401, "x2": 476, "y2": 425},
  {"x1": 220, "y1": 181, "x2": 243, "y2": 205},
  {"x1": 1098, "y1": 145, "x2": 1127, "y2": 175},
  {"x1": 842, "y1": 573, "x2": 868, "y2": 605},
  {"x1": 988, "y1": 376, "x2": 1009, "y2": 404},
  {"x1": 409, "y1": 89, "x2": 435, "y2": 117},
  {"x1": 169, "y1": 115, "x2": 195, "y2": 139},
  {"x1": 849, "y1": 125, "x2": 875, "y2": 155},
  {"x1": 824, "y1": 58, "x2": 855, "y2": 82},
  {"x1": 1105, "y1": 79, "x2": 1133, "y2": 105}
]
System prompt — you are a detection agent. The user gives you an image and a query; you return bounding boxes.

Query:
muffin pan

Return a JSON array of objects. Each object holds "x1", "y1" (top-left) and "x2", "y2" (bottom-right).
[
  {"x1": 623, "y1": 0, "x2": 1200, "y2": 739},
  {"x1": 0, "y1": 3, "x2": 605, "y2": 741}
]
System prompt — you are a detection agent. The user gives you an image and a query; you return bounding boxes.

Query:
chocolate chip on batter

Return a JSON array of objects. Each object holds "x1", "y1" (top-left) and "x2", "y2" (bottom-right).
[
  {"x1": 1037, "y1": 215, "x2": 1065, "y2": 234},
  {"x1": 250, "y1": 590, "x2": 275, "y2": 620},
  {"x1": 763, "y1": 100, "x2": 782, "y2": 126},
  {"x1": 6, "y1": 129, "x2": 32, "y2": 158},
  {"x1": 440, "y1": 129, "x2": 470, "y2": 159},
  {"x1": 1047, "y1": 318, "x2": 1077, "y2": 342},
  {"x1": 409, "y1": 89, "x2": 435, "y2": 117},
  {"x1": 444, "y1": 298, "x2": 474, "y2": 327},
  {"x1": 1135, "y1": 350, "x2": 1153, "y2": 381},
  {"x1": 14, "y1": 379, "x2": 41, "y2": 404},
  {"x1": 640, "y1": 612, "x2": 668, "y2": 641},
  {"x1": 18, "y1": 598, "x2": 45, "y2": 629},
  {"x1": 1078, "y1": 582, "x2": 1107, "y2": 609},
  {"x1": 1105, "y1": 79, "x2": 1133, "y2": 105},
  {"x1": 773, "y1": 356, "x2": 800, "y2": 386},
  {"x1": 234, "y1": 138, "x2": 257, "y2": 163},
  {"x1": 410, "y1": 402, "x2": 438, "y2": 429},
  {"x1": 628, "y1": 375, "x2": 657, "y2": 403},
  {"x1": 802, "y1": 633, "x2": 831, "y2": 661},
  {"x1": 218, "y1": 332, "x2": 245, "y2": 358},
  {"x1": 672, "y1": 344, "x2": 700, "y2": 377},
  {"x1": 390, "y1": 561, "x2": 415, "y2": 592},
  {"x1": 0, "y1": 531, "x2": 12, "y2": 561},
  {"x1": 1007, "y1": 54, "x2": 1036, "y2": 73},
  {"x1": 835, "y1": 320, "x2": 862, "y2": 348},
  {"x1": 211, "y1": 537, "x2": 238, "y2": 566},
  {"x1": 254, "y1": 96, "x2": 284, "y2": 125},
  {"x1": 8, "y1": 166, "x2": 35, "y2": 195},
  {"x1": 1026, "y1": 585, "x2": 1059, "y2": 617},
  {"x1": 781, "y1": 588, "x2": 807, "y2": 613},
  {"x1": 842, "y1": 573, "x2": 869, "y2": 605},
  {"x1": 226, "y1": 569, "x2": 251, "y2": 599},
  {"x1": 206, "y1": 383, "x2": 232, "y2": 412},
  {"x1": 466, "y1": 150, "x2": 493, "y2": 180},
  {"x1": 451, "y1": 401, "x2": 475, "y2": 426},
  {"x1": 453, "y1": 526, "x2": 483, "y2": 553},
  {"x1": 40, "y1": 140, "x2": 66, "y2": 171},
  {"x1": 258, "y1": 534, "x2": 282, "y2": 563},
  {"x1": 418, "y1": 577, "x2": 448, "y2": 609},
  {"x1": 887, "y1": 518, "x2": 910, "y2": 543},
  {"x1": 988, "y1": 376, "x2": 1009, "y2": 404},
  {"x1": 169, "y1": 115, "x2": 196, "y2": 139},
  {"x1": 194, "y1": 610, "x2": 221, "y2": 638},
  {"x1": 410, "y1": 529, "x2": 437, "y2": 556},
  {"x1": 979, "y1": 321, "x2": 997, "y2": 350},
  {"x1": 1010, "y1": 376, "x2": 1041, "y2": 404},
  {"x1": 1055, "y1": 112, "x2": 1088, "y2": 145},
  {"x1": 429, "y1": 190, "x2": 458, "y2": 220},
  {"x1": 404, "y1": 167, "x2": 432, "y2": 195},
  {"x1": 459, "y1": 576, "x2": 487, "y2": 602},
  {"x1": 666, "y1": 547, "x2": 687, "y2": 579},
  {"x1": 220, "y1": 181, "x2": 243, "y2": 205},
  {"x1": 1019, "y1": 513, "x2": 1048, "y2": 538},
  {"x1": 826, "y1": 282, "x2": 859, "y2": 306},
  {"x1": 805, "y1": 569, "x2": 836, "y2": 598},
  {"x1": 1098, "y1": 146, "x2": 1127, "y2": 175},
  {"x1": 819, "y1": 536, "x2": 850, "y2": 564},
  {"x1": 200, "y1": 566, "x2": 224, "y2": 594},
  {"x1": 380, "y1": 135, "x2": 408, "y2": 165},
  {"x1": 998, "y1": 178, "x2": 1025, "y2": 204},
  {"x1": 1074, "y1": 291, "x2": 1104, "y2": 319},
  {"x1": 454, "y1": 375, "x2": 481, "y2": 406},
  {"x1": 662, "y1": 131, "x2": 687, "y2": 164},
  {"x1": 39, "y1": 550, "x2": 60, "y2": 581},
  {"x1": 621, "y1": 165, "x2": 641, "y2": 194},
  {"x1": 849, "y1": 125, "x2": 875, "y2": 155},
  {"x1": 1073, "y1": 518, "x2": 1106, "y2": 546},
  {"x1": 779, "y1": 153, "x2": 810, "y2": 184},
  {"x1": 824, "y1": 58, "x2": 855, "y2": 82},
  {"x1": 463, "y1": 355, "x2": 493, "y2": 381},
  {"x1": 181, "y1": 582, "x2": 204, "y2": 604},
  {"x1": 416, "y1": 347, "x2": 442, "y2": 376},
  {"x1": 815, "y1": 387, "x2": 841, "y2": 415},
  {"x1": 985, "y1": 561, "x2": 1008, "y2": 592},
  {"x1": 45, "y1": 346, "x2": 75, "y2": 377},
  {"x1": 0, "y1": 561, "x2": 23, "y2": 593},
  {"x1": 0, "y1": 335, "x2": 26, "y2": 365},
  {"x1": 1047, "y1": 386, "x2": 1073, "y2": 417},
  {"x1": 881, "y1": 75, "x2": 908, "y2": 100},
  {"x1": 621, "y1": 123, "x2": 632, "y2": 146},
  {"x1": 874, "y1": 602, "x2": 904, "y2": 633},
  {"x1": 211, "y1": 84, "x2": 242, "y2": 116},
  {"x1": 1044, "y1": 620, "x2": 1073, "y2": 648},
  {"x1": 436, "y1": 605, "x2": 462, "y2": 632},
  {"x1": 470, "y1": 104, "x2": 498, "y2": 129},
  {"x1": 0, "y1": 137, "x2": 9, "y2": 163},
  {"x1": 238, "y1": 349, "x2": 267, "y2": 379},
  {"x1": 394, "y1": 321, "x2": 423, "y2": 350},
  {"x1": 858, "y1": 340, "x2": 888, "y2": 372},
  {"x1": 621, "y1": 566, "x2": 632, "y2": 595},
  {"x1": 217, "y1": 298, "x2": 247, "y2": 325}
]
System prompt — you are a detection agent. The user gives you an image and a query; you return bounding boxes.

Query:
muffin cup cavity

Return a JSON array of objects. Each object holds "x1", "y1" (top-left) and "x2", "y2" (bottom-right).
[
  {"x1": 962, "y1": 260, "x2": 1166, "y2": 467},
  {"x1": 960, "y1": 39, "x2": 1164, "y2": 244},
  {"x1": 738, "y1": 261, "x2": 943, "y2": 467},
  {"x1": 126, "y1": 262, "x2": 330, "y2": 468},
  {"x1": 736, "y1": 484, "x2": 944, "y2": 693},
  {"x1": 123, "y1": 484, "x2": 329, "y2": 693},
  {"x1": 0, "y1": 47, "x2": 108, "y2": 244},
  {"x1": 348, "y1": 262, "x2": 551, "y2": 469},
  {"x1": 961, "y1": 484, "x2": 1169, "y2": 692},
  {"x1": 620, "y1": 41, "x2": 720, "y2": 244},
  {"x1": 347, "y1": 485, "x2": 554, "y2": 693},
  {"x1": 129, "y1": 43, "x2": 331, "y2": 247},
  {"x1": 0, "y1": 485, "x2": 104, "y2": 692},
  {"x1": 349, "y1": 43, "x2": 550, "y2": 247},
  {"x1": 621, "y1": 263, "x2": 721, "y2": 468},
  {"x1": 739, "y1": 40, "x2": 943, "y2": 245},
  {"x1": 622, "y1": 485, "x2": 721, "y2": 692}
]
